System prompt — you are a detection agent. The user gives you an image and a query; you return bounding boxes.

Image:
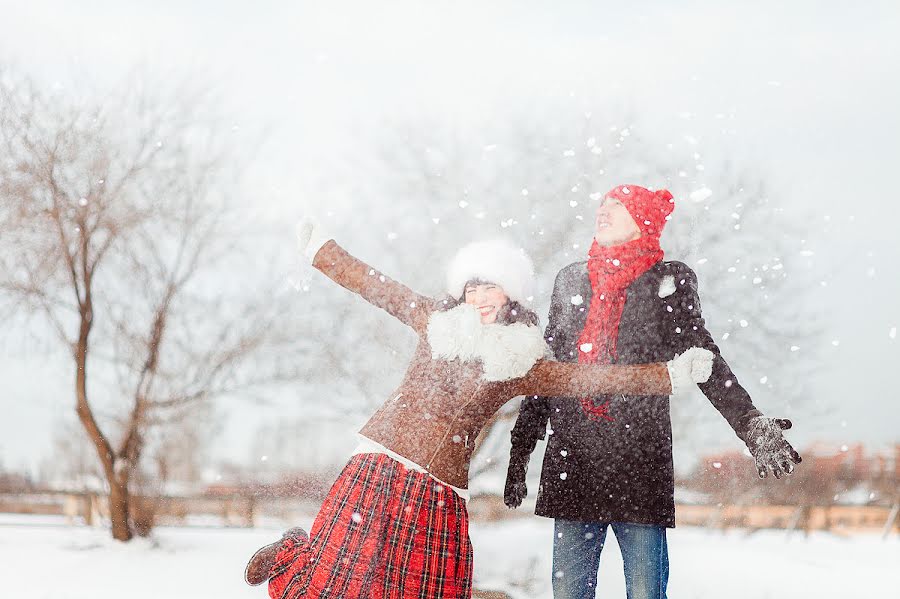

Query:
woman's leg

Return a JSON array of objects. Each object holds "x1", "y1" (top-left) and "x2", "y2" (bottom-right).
[
  {"x1": 267, "y1": 454, "x2": 391, "y2": 598},
  {"x1": 551, "y1": 519, "x2": 607, "y2": 599},
  {"x1": 609, "y1": 522, "x2": 669, "y2": 599}
]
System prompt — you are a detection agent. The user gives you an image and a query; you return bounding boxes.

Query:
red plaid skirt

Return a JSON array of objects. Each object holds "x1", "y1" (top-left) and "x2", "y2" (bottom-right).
[{"x1": 268, "y1": 453, "x2": 473, "y2": 599}]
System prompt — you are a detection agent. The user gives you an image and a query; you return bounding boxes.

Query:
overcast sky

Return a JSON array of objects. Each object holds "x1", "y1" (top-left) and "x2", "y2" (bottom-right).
[{"x1": 2, "y1": 0, "x2": 898, "y2": 474}]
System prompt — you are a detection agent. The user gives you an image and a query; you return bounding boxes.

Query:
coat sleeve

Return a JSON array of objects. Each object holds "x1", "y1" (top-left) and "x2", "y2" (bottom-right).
[
  {"x1": 514, "y1": 360, "x2": 673, "y2": 398},
  {"x1": 665, "y1": 263, "x2": 763, "y2": 438},
  {"x1": 311, "y1": 240, "x2": 433, "y2": 334},
  {"x1": 508, "y1": 267, "x2": 570, "y2": 452}
]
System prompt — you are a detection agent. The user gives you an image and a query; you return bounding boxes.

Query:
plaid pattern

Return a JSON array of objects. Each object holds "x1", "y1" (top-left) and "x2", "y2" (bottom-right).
[{"x1": 268, "y1": 453, "x2": 473, "y2": 599}]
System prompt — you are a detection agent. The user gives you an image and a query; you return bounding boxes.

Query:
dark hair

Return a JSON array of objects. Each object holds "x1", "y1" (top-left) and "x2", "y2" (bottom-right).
[
  {"x1": 441, "y1": 278, "x2": 540, "y2": 327},
  {"x1": 494, "y1": 298, "x2": 540, "y2": 327}
]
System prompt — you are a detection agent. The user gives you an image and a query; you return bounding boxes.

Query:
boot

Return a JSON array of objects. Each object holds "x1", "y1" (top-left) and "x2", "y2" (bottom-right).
[{"x1": 244, "y1": 527, "x2": 308, "y2": 586}]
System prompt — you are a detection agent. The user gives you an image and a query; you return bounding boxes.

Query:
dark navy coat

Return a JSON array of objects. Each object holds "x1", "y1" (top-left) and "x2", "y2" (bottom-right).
[{"x1": 510, "y1": 260, "x2": 761, "y2": 527}]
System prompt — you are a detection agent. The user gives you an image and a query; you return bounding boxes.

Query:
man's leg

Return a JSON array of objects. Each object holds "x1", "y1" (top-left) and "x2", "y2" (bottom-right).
[
  {"x1": 610, "y1": 522, "x2": 669, "y2": 599},
  {"x1": 552, "y1": 519, "x2": 607, "y2": 599}
]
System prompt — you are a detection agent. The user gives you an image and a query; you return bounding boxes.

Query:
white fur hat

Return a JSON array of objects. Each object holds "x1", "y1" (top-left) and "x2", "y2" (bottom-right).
[{"x1": 446, "y1": 239, "x2": 535, "y2": 305}]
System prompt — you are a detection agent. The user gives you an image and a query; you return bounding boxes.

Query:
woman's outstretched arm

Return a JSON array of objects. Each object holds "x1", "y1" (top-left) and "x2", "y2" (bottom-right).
[
  {"x1": 515, "y1": 360, "x2": 672, "y2": 397},
  {"x1": 299, "y1": 221, "x2": 433, "y2": 333},
  {"x1": 512, "y1": 348, "x2": 714, "y2": 398}
]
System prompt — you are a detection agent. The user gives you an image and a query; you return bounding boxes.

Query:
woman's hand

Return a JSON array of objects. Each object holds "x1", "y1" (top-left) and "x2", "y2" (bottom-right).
[
  {"x1": 296, "y1": 218, "x2": 331, "y2": 263},
  {"x1": 666, "y1": 347, "x2": 714, "y2": 395}
]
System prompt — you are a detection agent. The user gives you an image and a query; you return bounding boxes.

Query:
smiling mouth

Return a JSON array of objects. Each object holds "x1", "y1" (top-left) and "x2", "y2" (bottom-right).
[
  {"x1": 478, "y1": 305, "x2": 496, "y2": 315},
  {"x1": 596, "y1": 221, "x2": 611, "y2": 229}
]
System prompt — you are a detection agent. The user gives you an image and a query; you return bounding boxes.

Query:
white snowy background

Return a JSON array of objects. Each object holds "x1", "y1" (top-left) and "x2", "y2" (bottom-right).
[{"x1": 1, "y1": 0, "x2": 898, "y2": 597}]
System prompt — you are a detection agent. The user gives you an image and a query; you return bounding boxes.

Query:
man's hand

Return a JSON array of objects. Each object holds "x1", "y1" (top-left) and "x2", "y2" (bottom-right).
[
  {"x1": 744, "y1": 417, "x2": 802, "y2": 479},
  {"x1": 504, "y1": 452, "x2": 529, "y2": 508}
]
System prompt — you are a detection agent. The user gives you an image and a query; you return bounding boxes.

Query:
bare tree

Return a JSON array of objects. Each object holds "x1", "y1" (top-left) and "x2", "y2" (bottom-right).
[{"x1": 0, "y1": 68, "x2": 304, "y2": 541}]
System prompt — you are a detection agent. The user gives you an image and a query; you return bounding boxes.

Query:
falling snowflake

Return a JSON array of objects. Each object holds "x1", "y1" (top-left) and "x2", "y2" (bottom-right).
[{"x1": 689, "y1": 188, "x2": 713, "y2": 203}]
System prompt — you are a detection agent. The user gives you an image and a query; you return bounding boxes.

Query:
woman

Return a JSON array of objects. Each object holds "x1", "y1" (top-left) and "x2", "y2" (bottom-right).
[{"x1": 245, "y1": 221, "x2": 712, "y2": 598}]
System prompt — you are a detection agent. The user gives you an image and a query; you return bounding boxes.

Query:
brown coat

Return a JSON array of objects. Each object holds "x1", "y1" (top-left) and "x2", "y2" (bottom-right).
[{"x1": 312, "y1": 240, "x2": 672, "y2": 489}]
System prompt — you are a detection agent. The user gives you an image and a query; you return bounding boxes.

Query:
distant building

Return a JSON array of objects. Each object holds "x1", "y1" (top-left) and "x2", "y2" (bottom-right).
[{"x1": 682, "y1": 442, "x2": 900, "y2": 506}]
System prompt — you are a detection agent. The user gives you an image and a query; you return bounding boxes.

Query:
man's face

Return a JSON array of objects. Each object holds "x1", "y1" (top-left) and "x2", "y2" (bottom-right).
[{"x1": 594, "y1": 195, "x2": 642, "y2": 247}]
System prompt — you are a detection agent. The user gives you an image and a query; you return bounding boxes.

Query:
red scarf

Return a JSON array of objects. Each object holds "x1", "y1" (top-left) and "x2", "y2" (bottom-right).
[
  {"x1": 577, "y1": 184, "x2": 674, "y2": 421},
  {"x1": 577, "y1": 236, "x2": 663, "y2": 366}
]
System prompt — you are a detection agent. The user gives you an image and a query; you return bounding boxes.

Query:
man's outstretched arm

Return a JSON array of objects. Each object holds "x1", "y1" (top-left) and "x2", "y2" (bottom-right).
[{"x1": 666, "y1": 263, "x2": 801, "y2": 478}]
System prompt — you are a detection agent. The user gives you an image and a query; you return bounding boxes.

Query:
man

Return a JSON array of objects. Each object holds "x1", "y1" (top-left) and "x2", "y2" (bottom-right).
[{"x1": 504, "y1": 185, "x2": 801, "y2": 599}]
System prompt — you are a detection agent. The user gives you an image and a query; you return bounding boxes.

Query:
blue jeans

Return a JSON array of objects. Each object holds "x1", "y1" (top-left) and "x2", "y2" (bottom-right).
[{"x1": 552, "y1": 519, "x2": 669, "y2": 599}]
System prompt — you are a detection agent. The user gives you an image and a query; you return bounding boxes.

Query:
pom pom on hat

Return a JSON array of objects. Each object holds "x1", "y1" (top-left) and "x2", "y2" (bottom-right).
[{"x1": 446, "y1": 239, "x2": 535, "y2": 305}]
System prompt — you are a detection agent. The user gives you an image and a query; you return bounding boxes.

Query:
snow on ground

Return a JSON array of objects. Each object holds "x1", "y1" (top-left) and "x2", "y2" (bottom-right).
[{"x1": 0, "y1": 514, "x2": 896, "y2": 598}]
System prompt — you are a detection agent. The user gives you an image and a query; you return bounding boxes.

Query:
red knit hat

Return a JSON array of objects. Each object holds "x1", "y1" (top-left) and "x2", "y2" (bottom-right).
[{"x1": 605, "y1": 184, "x2": 675, "y2": 238}]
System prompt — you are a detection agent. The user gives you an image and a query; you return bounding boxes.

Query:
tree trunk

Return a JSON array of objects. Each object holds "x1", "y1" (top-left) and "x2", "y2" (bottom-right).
[
  {"x1": 74, "y1": 303, "x2": 134, "y2": 541},
  {"x1": 108, "y1": 476, "x2": 133, "y2": 542}
]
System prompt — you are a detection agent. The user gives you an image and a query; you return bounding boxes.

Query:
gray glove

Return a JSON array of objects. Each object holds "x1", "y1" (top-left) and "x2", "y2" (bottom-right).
[{"x1": 743, "y1": 417, "x2": 802, "y2": 479}]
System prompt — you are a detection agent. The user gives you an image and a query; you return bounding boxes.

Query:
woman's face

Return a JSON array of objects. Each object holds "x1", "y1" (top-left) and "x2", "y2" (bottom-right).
[{"x1": 464, "y1": 282, "x2": 509, "y2": 324}]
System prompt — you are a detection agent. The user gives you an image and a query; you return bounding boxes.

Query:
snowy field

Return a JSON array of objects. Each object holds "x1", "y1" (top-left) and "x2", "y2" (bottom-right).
[{"x1": 1, "y1": 514, "x2": 896, "y2": 598}]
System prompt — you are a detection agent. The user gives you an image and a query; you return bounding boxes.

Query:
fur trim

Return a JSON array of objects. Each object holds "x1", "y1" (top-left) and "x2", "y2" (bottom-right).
[
  {"x1": 446, "y1": 239, "x2": 535, "y2": 305},
  {"x1": 426, "y1": 302, "x2": 482, "y2": 362},
  {"x1": 426, "y1": 304, "x2": 548, "y2": 381},
  {"x1": 658, "y1": 275, "x2": 676, "y2": 298}
]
